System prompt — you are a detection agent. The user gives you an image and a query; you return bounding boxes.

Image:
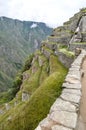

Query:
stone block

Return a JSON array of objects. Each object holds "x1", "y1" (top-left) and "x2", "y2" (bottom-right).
[
  {"x1": 60, "y1": 92, "x2": 81, "y2": 104},
  {"x1": 62, "y1": 82, "x2": 81, "y2": 90},
  {"x1": 62, "y1": 89, "x2": 81, "y2": 96},
  {"x1": 51, "y1": 125, "x2": 72, "y2": 130},
  {"x1": 50, "y1": 98, "x2": 76, "y2": 113},
  {"x1": 50, "y1": 111, "x2": 77, "y2": 129}
]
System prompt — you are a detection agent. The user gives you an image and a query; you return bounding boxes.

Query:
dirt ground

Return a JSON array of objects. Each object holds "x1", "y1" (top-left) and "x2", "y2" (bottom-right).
[{"x1": 76, "y1": 59, "x2": 86, "y2": 130}]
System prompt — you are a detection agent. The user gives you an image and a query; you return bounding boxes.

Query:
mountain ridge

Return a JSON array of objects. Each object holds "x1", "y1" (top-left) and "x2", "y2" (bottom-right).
[{"x1": 0, "y1": 16, "x2": 52, "y2": 92}]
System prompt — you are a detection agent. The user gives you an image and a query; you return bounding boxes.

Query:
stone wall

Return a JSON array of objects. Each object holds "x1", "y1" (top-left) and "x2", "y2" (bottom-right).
[
  {"x1": 69, "y1": 44, "x2": 86, "y2": 52},
  {"x1": 35, "y1": 49, "x2": 86, "y2": 130},
  {"x1": 57, "y1": 52, "x2": 74, "y2": 68}
]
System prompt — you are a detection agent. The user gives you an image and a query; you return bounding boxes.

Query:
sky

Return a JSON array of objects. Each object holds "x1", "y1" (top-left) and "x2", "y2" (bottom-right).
[{"x1": 0, "y1": 0, "x2": 86, "y2": 27}]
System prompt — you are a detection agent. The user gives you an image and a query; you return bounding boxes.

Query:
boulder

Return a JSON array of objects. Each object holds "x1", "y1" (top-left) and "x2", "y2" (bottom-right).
[{"x1": 22, "y1": 92, "x2": 30, "y2": 102}]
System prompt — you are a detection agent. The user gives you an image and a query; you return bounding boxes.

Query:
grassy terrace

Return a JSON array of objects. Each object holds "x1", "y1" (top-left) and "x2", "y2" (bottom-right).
[
  {"x1": 0, "y1": 54, "x2": 68, "y2": 130},
  {"x1": 72, "y1": 42, "x2": 86, "y2": 44},
  {"x1": 59, "y1": 48, "x2": 75, "y2": 58}
]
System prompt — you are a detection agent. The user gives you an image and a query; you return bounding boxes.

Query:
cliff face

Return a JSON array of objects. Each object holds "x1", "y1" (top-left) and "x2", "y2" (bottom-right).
[
  {"x1": 0, "y1": 17, "x2": 52, "y2": 92},
  {"x1": 1, "y1": 8, "x2": 86, "y2": 130}
]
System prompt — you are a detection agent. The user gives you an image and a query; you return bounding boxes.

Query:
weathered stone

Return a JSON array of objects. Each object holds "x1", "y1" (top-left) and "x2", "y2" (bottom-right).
[
  {"x1": 23, "y1": 72, "x2": 30, "y2": 80},
  {"x1": 42, "y1": 49, "x2": 51, "y2": 58},
  {"x1": 5, "y1": 103, "x2": 10, "y2": 110},
  {"x1": 39, "y1": 117, "x2": 55, "y2": 129},
  {"x1": 58, "y1": 52, "x2": 74, "y2": 68},
  {"x1": 0, "y1": 109, "x2": 4, "y2": 114},
  {"x1": 60, "y1": 92, "x2": 81, "y2": 104},
  {"x1": 50, "y1": 98, "x2": 76, "y2": 113},
  {"x1": 65, "y1": 76, "x2": 80, "y2": 84},
  {"x1": 35, "y1": 126, "x2": 42, "y2": 130},
  {"x1": 66, "y1": 74, "x2": 80, "y2": 80},
  {"x1": 38, "y1": 56, "x2": 45, "y2": 67},
  {"x1": 62, "y1": 88, "x2": 81, "y2": 96},
  {"x1": 50, "y1": 111, "x2": 77, "y2": 129},
  {"x1": 22, "y1": 92, "x2": 30, "y2": 101},
  {"x1": 51, "y1": 125, "x2": 72, "y2": 130},
  {"x1": 62, "y1": 82, "x2": 81, "y2": 89},
  {"x1": 32, "y1": 65, "x2": 38, "y2": 74},
  {"x1": 7, "y1": 116, "x2": 12, "y2": 121}
]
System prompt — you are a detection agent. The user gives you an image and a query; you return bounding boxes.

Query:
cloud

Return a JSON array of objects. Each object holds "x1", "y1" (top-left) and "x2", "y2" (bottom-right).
[{"x1": 0, "y1": 0, "x2": 86, "y2": 27}]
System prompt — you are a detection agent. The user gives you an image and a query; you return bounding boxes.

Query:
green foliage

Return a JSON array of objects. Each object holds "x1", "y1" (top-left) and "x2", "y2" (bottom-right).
[
  {"x1": 72, "y1": 42, "x2": 86, "y2": 44},
  {"x1": 0, "y1": 55, "x2": 67, "y2": 130},
  {"x1": 0, "y1": 17, "x2": 52, "y2": 92},
  {"x1": 22, "y1": 54, "x2": 34, "y2": 72},
  {"x1": 10, "y1": 73, "x2": 23, "y2": 98},
  {"x1": 59, "y1": 48, "x2": 75, "y2": 58}
]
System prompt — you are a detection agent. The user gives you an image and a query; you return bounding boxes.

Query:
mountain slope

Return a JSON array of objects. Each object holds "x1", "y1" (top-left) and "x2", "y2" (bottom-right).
[
  {"x1": 1, "y1": 8, "x2": 86, "y2": 130},
  {"x1": 0, "y1": 17, "x2": 52, "y2": 92}
]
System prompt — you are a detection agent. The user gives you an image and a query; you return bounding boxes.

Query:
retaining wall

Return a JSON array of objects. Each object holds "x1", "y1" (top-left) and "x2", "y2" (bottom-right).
[
  {"x1": 35, "y1": 49, "x2": 86, "y2": 130},
  {"x1": 69, "y1": 44, "x2": 86, "y2": 52}
]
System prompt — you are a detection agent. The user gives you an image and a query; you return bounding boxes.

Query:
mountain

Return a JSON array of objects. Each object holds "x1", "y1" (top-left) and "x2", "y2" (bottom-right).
[
  {"x1": 0, "y1": 17, "x2": 52, "y2": 92},
  {"x1": 1, "y1": 8, "x2": 86, "y2": 130}
]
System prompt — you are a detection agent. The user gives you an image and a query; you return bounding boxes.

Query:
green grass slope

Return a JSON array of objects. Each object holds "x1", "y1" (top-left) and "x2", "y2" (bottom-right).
[{"x1": 0, "y1": 54, "x2": 68, "y2": 130}]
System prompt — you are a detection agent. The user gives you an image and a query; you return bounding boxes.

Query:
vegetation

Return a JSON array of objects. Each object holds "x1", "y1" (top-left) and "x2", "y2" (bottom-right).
[
  {"x1": 0, "y1": 17, "x2": 52, "y2": 92},
  {"x1": 0, "y1": 54, "x2": 67, "y2": 130},
  {"x1": 59, "y1": 48, "x2": 75, "y2": 58}
]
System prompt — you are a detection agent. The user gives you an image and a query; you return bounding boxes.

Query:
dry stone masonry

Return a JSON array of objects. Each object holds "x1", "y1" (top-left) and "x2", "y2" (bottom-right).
[{"x1": 35, "y1": 49, "x2": 86, "y2": 130}]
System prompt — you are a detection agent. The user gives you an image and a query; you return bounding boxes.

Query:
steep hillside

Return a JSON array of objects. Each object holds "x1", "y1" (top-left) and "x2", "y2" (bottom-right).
[
  {"x1": 0, "y1": 50, "x2": 68, "y2": 130},
  {"x1": 0, "y1": 17, "x2": 52, "y2": 92},
  {"x1": 1, "y1": 8, "x2": 86, "y2": 130}
]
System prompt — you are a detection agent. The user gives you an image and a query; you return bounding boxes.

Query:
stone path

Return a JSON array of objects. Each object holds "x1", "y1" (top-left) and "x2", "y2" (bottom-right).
[{"x1": 76, "y1": 58, "x2": 86, "y2": 130}]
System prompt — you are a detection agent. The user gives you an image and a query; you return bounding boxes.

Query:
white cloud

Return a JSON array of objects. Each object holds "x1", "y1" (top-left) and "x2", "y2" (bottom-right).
[
  {"x1": 30, "y1": 23, "x2": 37, "y2": 28},
  {"x1": 0, "y1": 0, "x2": 86, "y2": 27}
]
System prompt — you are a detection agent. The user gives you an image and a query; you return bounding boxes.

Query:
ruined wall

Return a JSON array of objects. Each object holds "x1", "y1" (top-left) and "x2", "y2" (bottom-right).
[
  {"x1": 35, "y1": 49, "x2": 86, "y2": 130},
  {"x1": 69, "y1": 43, "x2": 86, "y2": 52},
  {"x1": 57, "y1": 52, "x2": 74, "y2": 68}
]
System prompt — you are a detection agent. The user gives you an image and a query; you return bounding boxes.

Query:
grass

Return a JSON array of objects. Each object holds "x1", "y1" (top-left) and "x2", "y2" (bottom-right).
[
  {"x1": 0, "y1": 55, "x2": 67, "y2": 130},
  {"x1": 42, "y1": 46, "x2": 54, "y2": 54},
  {"x1": 59, "y1": 48, "x2": 75, "y2": 58},
  {"x1": 72, "y1": 42, "x2": 86, "y2": 44}
]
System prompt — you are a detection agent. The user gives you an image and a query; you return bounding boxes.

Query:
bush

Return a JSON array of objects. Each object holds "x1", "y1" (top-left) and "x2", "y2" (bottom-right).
[{"x1": 22, "y1": 54, "x2": 34, "y2": 72}]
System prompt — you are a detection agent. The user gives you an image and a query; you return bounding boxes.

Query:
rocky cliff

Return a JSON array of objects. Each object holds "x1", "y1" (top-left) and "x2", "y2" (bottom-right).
[
  {"x1": 0, "y1": 17, "x2": 52, "y2": 92},
  {"x1": 0, "y1": 8, "x2": 86, "y2": 130}
]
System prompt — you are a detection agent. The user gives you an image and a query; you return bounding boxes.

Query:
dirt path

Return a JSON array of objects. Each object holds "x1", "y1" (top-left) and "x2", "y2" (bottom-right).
[{"x1": 76, "y1": 58, "x2": 86, "y2": 130}]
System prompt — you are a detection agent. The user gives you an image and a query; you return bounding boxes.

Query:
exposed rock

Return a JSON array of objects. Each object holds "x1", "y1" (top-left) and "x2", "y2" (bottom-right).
[
  {"x1": 22, "y1": 92, "x2": 30, "y2": 101},
  {"x1": 50, "y1": 111, "x2": 77, "y2": 129},
  {"x1": 32, "y1": 65, "x2": 38, "y2": 74},
  {"x1": 7, "y1": 116, "x2": 12, "y2": 121},
  {"x1": 5, "y1": 103, "x2": 10, "y2": 110},
  {"x1": 0, "y1": 109, "x2": 4, "y2": 114},
  {"x1": 23, "y1": 72, "x2": 30, "y2": 80},
  {"x1": 75, "y1": 48, "x2": 82, "y2": 56},
  {"x1": 42, "y1": 48, "x2": 52, "y2": 58},
  {"x1": 35, "y1": 125, "x2": 42, "y2": 130},
  {"x1": 58, "y1": 52, "x2": 74, "y2": 68}
]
